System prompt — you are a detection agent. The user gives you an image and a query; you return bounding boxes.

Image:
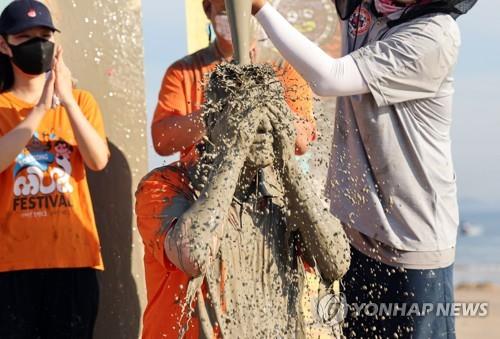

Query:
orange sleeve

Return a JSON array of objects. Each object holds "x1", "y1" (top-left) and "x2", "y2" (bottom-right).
[
  {"x1": 135, "y1": 167, "x2": 193, "y2": 271},
  {"x1": 0, "y1": 96, "x2": 13, "y2": 137},
  {"x1": 75, "y1": 90, "x2": 107, "y2": 140},
  {"x1": 276, "y1": 62, "x2": 317, "y2": 142},
  {"x1": 278, "y1": 62, "x2": 315, "y2": 124},
  {"x1": 153, "y1": 62, "x2": 188, "y2": 124}
]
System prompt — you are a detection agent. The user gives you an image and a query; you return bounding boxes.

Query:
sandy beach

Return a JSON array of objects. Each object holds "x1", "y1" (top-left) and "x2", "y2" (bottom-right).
[{"x1": 455, "y1": 283, "x2": 500, "y2": 338}]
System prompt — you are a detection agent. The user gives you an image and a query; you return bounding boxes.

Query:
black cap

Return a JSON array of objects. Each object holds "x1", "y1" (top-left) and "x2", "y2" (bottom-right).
[{"x1": 0, "y1": 0, "x2": 59, "y2": 35}]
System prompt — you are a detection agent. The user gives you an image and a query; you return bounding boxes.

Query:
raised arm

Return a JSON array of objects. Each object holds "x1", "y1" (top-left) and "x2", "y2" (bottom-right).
[
  {"x1": 152, "y1": 111, "x2": 205, "y2": 156},
  {"x1": 54, "y1": 47, "x2": 109, "y2": 171},
  {"x1": 165, "y1": 104, "x2": 264, "y2": 277},
  {"x1": 151, "y1": 64, "x2": 206, "y2": 156},
  {"x1": 0, "y1": 72, "x2": 55, "y2": 173},
  {"x1": 268, "y1": 103, "x2": 350, "y2": 283},
  {"x1": 252, "y1": 1, "x2": 368, "y2": 97}
]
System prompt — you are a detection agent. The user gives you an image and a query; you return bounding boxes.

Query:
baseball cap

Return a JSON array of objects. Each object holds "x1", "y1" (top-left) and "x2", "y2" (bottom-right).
[{"x1": 0, "y1": 0, "x2": 59, "y2": 35}]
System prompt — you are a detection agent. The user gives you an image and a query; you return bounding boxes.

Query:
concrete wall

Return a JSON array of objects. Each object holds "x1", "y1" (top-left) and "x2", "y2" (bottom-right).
[{"x1": 48, "y1": 1, "x2": 146, "y2": 338}]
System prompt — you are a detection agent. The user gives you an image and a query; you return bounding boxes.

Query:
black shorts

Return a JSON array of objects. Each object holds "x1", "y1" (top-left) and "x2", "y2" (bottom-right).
[{"x1": 0, "y1": 268, "x2": 99, "y2": 339}]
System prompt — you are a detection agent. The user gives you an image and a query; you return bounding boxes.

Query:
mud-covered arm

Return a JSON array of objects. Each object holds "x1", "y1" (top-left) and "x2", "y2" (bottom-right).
[
  {"x1": 165, "y1": 105, "x2": 262, "y2": 277},
  {"x1": 269, "y1": 103, "x2": 350, "y2": 283},
  {"x1": 282, "y1": 157, "x2": 350, "y2": 283},
  {"x1": 165, "y1": 149, "x2": 245, "y2": 277}
]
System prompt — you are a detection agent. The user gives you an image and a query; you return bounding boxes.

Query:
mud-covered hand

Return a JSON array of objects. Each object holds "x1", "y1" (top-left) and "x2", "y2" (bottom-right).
[
  {"x1": 267, "y1": 104, "x2": 350, "y2": 283},
  {"x1": 53, "y1": 46, "x2": 75, "y2": 107},
  {"x1": 209, "y1": 103, "x2": 266, "y2": 157},
  {"x1": 168, "y1": 104, "x2": 266, "y2": 277},
  {"x1": 266, "y1": 102, "x2": 296, "y2": 168}
]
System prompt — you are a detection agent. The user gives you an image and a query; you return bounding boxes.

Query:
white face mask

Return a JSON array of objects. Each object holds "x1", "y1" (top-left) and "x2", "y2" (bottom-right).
[
  {"x1": 213, "y1": 14, "x2": 233, "y2": 43},
  {"x1": 212, "y1": 14, "x2": 258, "y2": 46}
]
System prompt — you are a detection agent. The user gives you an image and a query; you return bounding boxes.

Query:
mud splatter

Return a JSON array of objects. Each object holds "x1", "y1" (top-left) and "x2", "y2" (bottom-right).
[{"x1": 164, "y1": 63, "x2": 350, "y2": 338}]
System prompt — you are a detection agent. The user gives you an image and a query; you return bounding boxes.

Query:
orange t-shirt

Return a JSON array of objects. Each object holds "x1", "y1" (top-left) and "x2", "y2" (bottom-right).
[
  {"x1": 153, "y1": 44, "x2": 316, "y2": 159},
  {"x1": 135, "y1": 164, "x2": 200, "y2": 339},
  {"x1": 0, "y1": 89, "x2": 106, "y2": 273},
  {"x1": 136, "y1": 163, "x2": 320, "y2": 338}
]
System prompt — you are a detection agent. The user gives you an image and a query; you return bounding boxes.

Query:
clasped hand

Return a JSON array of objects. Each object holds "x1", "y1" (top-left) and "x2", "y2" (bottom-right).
[
  {"x1": 209, "y1": 100, "x2": 296, "y2": 167},
  {"x1": 37, "y1": 46, "x2": 75, "y2": 110}
]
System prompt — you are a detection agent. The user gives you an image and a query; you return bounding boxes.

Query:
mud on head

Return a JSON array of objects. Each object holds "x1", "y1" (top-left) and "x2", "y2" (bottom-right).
[{"x1": 202, "y1": 63, "x2": 287, "y2": 169}]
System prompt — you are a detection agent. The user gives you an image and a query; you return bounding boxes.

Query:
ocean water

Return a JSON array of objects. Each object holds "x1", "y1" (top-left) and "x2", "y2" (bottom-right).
[{"x1": 454, "y1": 210, "x2": 500, "y2": 285}]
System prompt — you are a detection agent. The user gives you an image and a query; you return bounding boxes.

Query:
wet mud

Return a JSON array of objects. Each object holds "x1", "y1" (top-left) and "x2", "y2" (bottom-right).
[{"x1": 167, "y1": 63, "x2": 350, "y2": 338}]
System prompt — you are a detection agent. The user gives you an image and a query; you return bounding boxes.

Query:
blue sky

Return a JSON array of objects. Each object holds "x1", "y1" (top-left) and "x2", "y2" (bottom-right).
[
  {"x1": 143, "y1": 0, "x2": 186, "y2": 169},
  {"x1": 448, "y1": 1, "x2": 500, "y2": 209},
  {"x1": 143, "y1": 1, "x2": 500, "y2": 210}
]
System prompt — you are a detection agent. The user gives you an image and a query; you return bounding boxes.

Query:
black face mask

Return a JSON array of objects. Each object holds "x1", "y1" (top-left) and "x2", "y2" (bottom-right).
[
  {"x1": 333, "y1": 0, "x2": 362, "y2": 20},
  {"x1": 8, "y1": 37, "x2": 54, "y2": 75}
]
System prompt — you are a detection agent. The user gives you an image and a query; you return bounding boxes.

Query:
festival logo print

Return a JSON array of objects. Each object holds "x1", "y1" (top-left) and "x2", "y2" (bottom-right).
[
  {"x1": 12, "y1": 131, "x2": 74, "y2": 216},
  {"x1": 348, "y1": 6, "x2": 372, "y2": 38}
]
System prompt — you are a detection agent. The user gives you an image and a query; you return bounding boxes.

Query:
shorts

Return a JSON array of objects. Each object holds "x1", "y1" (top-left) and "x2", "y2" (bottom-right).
[
  {"x1": 0, "y1": 267, "x2": 100, "y2": 339},
  {"x1": 342, "y1": 247, "x2": 455, "y2": 339}
]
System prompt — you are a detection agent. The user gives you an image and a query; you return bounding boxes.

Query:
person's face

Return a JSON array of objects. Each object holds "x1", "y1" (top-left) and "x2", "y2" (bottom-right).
[
  {"x1": 245, "y1": 115, "x2": 275, "y2": 169},
  {"x1": 206, "y1": 0, "x2": 257, "y2": 50},
  {"x1": 0, "y1": 27, "x2": 54, "y2": 57}
]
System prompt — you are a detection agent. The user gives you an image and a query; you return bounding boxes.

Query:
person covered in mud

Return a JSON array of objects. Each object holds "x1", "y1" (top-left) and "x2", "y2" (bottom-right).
[
  {"x1": 249, "y1": 0, "x2": 478, "y2": 338},
  {"x1": 0, "y1": 1, "x2": 109, "y2": 337},
  {"x1": 136, "y1": 64, "x2": 350, "y2": 338},
  {"x1": 151, "y1": 0, "x2": 316, "y2": 161}
]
